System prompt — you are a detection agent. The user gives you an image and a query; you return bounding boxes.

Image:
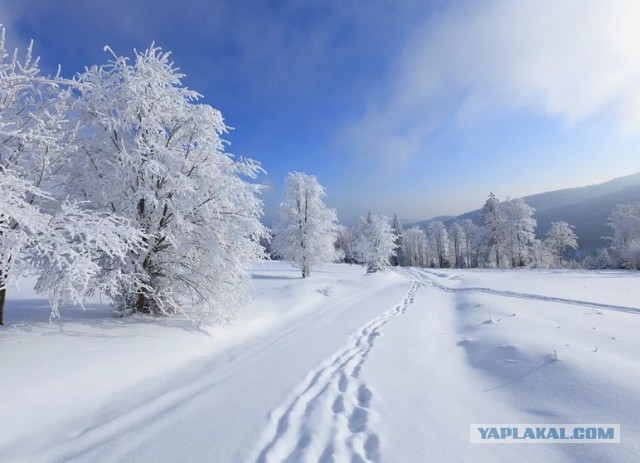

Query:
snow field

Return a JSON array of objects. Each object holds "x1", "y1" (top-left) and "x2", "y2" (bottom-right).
[{"x1": 2, "y1": 263, "x2": 640, "y2": 462}]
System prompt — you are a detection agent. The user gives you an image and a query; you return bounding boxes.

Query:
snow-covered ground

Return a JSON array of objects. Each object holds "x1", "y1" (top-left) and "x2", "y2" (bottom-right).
[{"x1": 1, "y1": 262, "x2": 639, "y2": 462}]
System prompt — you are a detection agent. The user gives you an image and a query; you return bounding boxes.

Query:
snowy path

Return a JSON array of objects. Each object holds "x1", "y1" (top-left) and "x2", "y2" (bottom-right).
[
  {"x1": 1, "y1": 264, "x2": 415, "y2": 463},
  {"x1": 249, "y1": 281, "x2": 423, "y2": 463}
]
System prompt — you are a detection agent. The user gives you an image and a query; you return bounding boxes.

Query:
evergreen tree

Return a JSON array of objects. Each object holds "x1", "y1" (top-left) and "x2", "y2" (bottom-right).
[{"x1": 390, "y1": 213, "x2": 405, "y2": 266}]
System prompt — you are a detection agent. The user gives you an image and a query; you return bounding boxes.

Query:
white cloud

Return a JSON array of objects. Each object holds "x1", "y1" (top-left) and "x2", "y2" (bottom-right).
[{"x1": 345, "y1": 0, "x2": 640, "y2": 164}]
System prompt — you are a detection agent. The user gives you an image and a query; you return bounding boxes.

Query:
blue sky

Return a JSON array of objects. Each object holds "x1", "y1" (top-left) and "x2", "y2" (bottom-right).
[{"x1": 2, "y1": 0, "x2": 639, "y2": 224}]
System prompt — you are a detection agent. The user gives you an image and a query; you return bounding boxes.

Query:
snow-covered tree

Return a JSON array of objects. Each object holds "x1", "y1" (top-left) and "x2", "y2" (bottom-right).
[
  {"x1": 272, "y1": 172, "x2": 339, "y2": 278},
  {"x1": 335, "y1": 225, "x2": 356, "y2": 264},
  {"x1": 503, "y1": 197, "x2": 536, "y2": 267},
  {"x1": 65, "y1": 44, "x2": 266, "y2": 322},
  {"x1": 529, "y1": 239, "x2": 552, "y2": 269},
  {"x1": 606, "y1": 203, "x2": 640, "y2": 269},
  {"x1": 583, "y1": 248, "x2": 612, "y2": 269},
  {"x1": 0, "y1": 29, "x2": 65, "y2": 323},
  {"x1": 544, "y1": 221, "x2": 578, "y2": 268},
  {"x1": 459, "y1": 219, "x2": 482, "y2": 268},
  {"x1": 448, "y1": 221, "x2": 465, "y2": 268},
  {"x1": 481, "y1": 192, "x2": 506, "y2": 268},
  {"x1": 0, "y1": 29, "x2": 141, "y2": 324},
  {"x1": 354, "y1": 212, "x2": 397, "y2": 273},
  {"x1": 402, "y1": 226, "x2": 429, "y2": 267},
  {"x1": 390, "y1": 213, "x2": 405, "y2": 266},
  {"x1": 427, "y1": 221, "x2": 449, "y2": 268}
]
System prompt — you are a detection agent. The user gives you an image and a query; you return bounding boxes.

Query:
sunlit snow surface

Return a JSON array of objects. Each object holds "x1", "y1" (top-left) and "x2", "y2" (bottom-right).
[{"x1": 1, "y1": 262, "x2": 639, "y2": 462}]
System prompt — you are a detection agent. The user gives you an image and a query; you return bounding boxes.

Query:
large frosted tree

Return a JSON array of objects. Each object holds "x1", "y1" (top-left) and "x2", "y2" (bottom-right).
[
  {"x1": 65, "y1": 45, "x2": 266, "y2": 322},
  {"x1": 354, "y1": 212, "x2": 397, "y2": 273},
  {"x1": 0, "y1": 28, "x2": 141, "y2": 324},
  {"x1": 272, "y1": 172, "x2": 339, "y2": 278}
]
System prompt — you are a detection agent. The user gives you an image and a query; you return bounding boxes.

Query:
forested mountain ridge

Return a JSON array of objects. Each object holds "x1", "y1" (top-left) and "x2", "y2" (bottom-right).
[{"x1": 413, "y1": 172, "x2": 640, "y2": 253}]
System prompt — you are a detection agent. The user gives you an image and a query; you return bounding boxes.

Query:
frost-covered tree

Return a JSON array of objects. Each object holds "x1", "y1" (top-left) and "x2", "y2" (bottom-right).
[
  {"x1": 529, "y1": 239, "x2": 552, "y2": 269},
  {"x1": 272, "y1": 172, "x2": 339, "y2": 278},
  {"x1": 544, "y1": 221, "x2": 578, "y2": 268},
  {"x1": 335, "y1": 225, "x2": 356, "y2": 264},
  {"x1": 583, "y1": 248, "x2": 612, "y2": 270},
  {"x1": 10, "y1": 195, "x2": 143, "y2": 322},
  {"x1": 606, "y1": 203, "x2": 640, "y2": 269},
  {"x1": 459, "y1": 219, "x2": 482, "y2": 268},
  {"x1": 503, "y1": 197, "x2": 536, "y2": 267},
  {"x1": 0, "y1": 29, "x2": 140, "y2": 324},
  {"x1": 0, "y1": 29, "x2": 67, "y2": 323},
  {"x1": 481, "y1": 192, "x2": 506, "y2": 268},
  {"x1": 402, "y1": 226, "x2": 429, "y2": 267},
  {"x1": 66, "y1": 45, "x2": 266, "y2": 322},
  {"x1": 390, "y1": 213, "x2": 405, "y2": 266},
  {"x1": 354, "y1": 212, "x2": 397, "y2": 273},
  {"x1": 448, "y1": 221, "x2": 465, "y2": 268},
  {"x1": 427, "y1": 221, "x2": 449, "y2": 268}
]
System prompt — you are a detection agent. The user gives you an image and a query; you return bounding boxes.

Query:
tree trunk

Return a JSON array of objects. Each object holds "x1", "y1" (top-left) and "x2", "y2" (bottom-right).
[
  {"x1": 0, "y1": 286, "x2": 6, "y2": 325},
  {"x1": 302, "y1": 265, "x2": 310, "y2": 278},
  {"x1": 135, "y1": 291, "x2": 149, "y2": 313}
]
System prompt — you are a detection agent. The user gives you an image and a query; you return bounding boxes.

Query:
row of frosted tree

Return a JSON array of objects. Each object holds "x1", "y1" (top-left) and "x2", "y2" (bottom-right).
[
  {"x1": 269, "y1": 172, "x2": 397, "y2": 276},
  {"x1": 275, "y1": 178, "x2": 640, "y2": 274},
  {"x1": 326, "y1": 193, "x2": 580, "y2": 271},
  {"x1": 267, "y1": 179, "x2": 584, "y2": 277}
]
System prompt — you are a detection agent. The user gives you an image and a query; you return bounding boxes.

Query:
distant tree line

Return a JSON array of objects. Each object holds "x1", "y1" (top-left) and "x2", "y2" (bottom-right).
[
  {"x1": 323, "y1": 193, "x2": 580, "y2": 271},
  {"x1": 270, "y1": 176, "x2": 640, "y2": 274}
]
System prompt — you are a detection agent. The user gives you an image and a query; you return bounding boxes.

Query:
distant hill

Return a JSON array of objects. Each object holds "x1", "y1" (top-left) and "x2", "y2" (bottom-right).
[
  {"x1": 420, "y1": 172, "x2": 640, "y2": 254},
  {"x1": 406, "y1": 215, "x2": 455, "y2": 229}
]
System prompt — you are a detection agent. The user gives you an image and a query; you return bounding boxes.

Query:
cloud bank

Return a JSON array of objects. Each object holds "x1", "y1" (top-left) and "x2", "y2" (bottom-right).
[{"x1": 345, "y1": 0, "x2": 640, "y2": 166}]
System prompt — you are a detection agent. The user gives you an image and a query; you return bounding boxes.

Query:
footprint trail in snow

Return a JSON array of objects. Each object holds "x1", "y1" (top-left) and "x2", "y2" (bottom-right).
[{"x1": 250, "y1": 280, "x2": 423, "y2": 463}]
